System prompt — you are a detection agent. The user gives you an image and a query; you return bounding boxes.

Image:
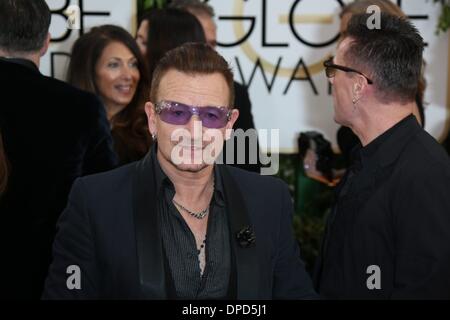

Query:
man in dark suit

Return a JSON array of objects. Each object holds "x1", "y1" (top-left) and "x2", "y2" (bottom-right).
[
  {"x1": 315, "y1": 13, "x2": 450, "y2": 299},
  {"x1": 0, "y1": 0, "x2": 117, "y2": 299},
  {"x1": 170, "y1": 0, "x2": 262, "y2": 173},
  {"x1": 43, "y1": 43, "x2": 316, "y2": 299}
]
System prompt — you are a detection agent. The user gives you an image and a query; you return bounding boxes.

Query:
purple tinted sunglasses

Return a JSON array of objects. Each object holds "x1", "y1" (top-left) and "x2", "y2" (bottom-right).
[{"x1": 154, "y1": 100, "x2": 232, "y2": 129}]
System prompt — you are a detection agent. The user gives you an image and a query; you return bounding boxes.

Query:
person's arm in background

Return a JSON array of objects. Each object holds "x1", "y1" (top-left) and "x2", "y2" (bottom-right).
[{"x1": 82, "y1": 95, "x2": 118, "y2": 175}]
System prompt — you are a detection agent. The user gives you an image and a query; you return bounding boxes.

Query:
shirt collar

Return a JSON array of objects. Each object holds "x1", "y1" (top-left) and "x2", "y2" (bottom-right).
[{"x1": 351, "y1": 114, "x2": 418, "y2": 170}]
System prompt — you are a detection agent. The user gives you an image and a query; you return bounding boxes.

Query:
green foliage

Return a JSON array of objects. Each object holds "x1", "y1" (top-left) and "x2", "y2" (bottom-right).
[
  {"x1": 143, "y1": 0, "x2": 166, "y2": 9},
  {"x1": 276, "y1": 154, "x2": 298, "y2": 195},
  {"x1": 293, "y1": 214, "x2": 327, "y2": 274},
  {"x1": 137, "y1": 0, "x2": 167, "y2": 17},
  {"x1": 276, "y1": 154, "x2": 333, "y2": 274},
  {"x1": 434, "y1": 0, "x2": 450, "y2": 33}
]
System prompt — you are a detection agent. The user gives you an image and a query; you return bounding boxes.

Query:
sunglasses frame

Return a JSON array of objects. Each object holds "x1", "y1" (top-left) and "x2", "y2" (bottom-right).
[
  {"x1": 324, "y1": 57, "x2": 373, "y2": 85},
  {"x1": 154, "y1": 100, "x2": 232, "y2": 128}
]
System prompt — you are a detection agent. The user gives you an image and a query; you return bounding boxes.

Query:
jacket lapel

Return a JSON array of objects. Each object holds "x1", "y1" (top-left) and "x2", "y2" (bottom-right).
[
  {"x1": 132, "y1": 151, "x2": 167, "y2": 299},
  {"x1": 219, "y1": 165, "x2": 259, "y2": 299}
]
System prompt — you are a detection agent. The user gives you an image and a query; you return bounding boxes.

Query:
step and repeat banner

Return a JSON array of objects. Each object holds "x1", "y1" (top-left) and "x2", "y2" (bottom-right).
[
  {"x1": 40, "y1": 0, "x2": 449, "y2": 154},
  {"x1": 212, "y1": 0, "x2": 450, "y2": 153},
  {"x1": 41, "y1": 0, "x2": 137, "y2": 80}
]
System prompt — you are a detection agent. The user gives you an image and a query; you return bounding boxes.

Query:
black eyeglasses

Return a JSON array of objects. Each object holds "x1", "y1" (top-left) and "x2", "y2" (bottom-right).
[{"x1": 323, "y1": 57, "x2": 373, "y2": 84}]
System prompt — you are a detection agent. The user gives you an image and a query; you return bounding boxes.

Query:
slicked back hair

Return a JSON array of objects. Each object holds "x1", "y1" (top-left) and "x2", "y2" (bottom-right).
[{"x1": 150, "y1": 42, "x2": 235, "y2": 107}]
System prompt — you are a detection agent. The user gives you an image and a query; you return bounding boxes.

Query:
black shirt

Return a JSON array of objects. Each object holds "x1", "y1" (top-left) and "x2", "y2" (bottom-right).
[
  {"x1": 315, "y1": 115, "x2": 450, "y2": 299},
  {"x1": 153, "y1": 153, "x2": 231, "y2": 299},
  {"x1": 317, "y1": 119, "x2": 397, "y2": 294}
]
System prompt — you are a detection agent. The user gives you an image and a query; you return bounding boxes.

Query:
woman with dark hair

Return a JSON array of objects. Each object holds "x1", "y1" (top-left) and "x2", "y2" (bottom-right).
[
  {"x1": 137, "y1": 8, "x2": 207, "y2": 78},
  {"x1": 0, "y1": 130, "x2": 8, "y2": 195},
  {"x1": 136, "y1": 8, "x2": 158, "y2": 55},
  {"x1": 68, "y1": 25, "x2": 151, "y2": 164}
]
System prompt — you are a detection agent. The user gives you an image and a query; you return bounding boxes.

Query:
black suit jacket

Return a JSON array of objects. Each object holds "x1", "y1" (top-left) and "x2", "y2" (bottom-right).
[
  {"x1": 43, "y1": 150, "x2": 316, "y2": 299},
  {"x1": 315, "y1": 116, "x2": 450, "y2": 299},
  {"x1": 0, "y1": 58, "x2": 117, "y2": 299}
]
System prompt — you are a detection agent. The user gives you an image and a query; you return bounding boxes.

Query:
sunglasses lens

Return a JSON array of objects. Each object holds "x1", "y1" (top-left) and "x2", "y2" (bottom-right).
[
  {"x1": 159, "y1": 103, "x2": 191, "y2": 125},
  {"x1": 158, "y1": 102, "x2": 229, "y2": 128},
  {"x1": 199, "y1": 107, "x2": 229, "y2": 129}
]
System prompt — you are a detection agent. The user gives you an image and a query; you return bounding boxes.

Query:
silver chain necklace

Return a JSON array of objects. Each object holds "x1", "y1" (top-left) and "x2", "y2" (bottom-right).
[
  {"x1": 172, "y1": 199, "x2": 209, "y2": 219},
  {"x1": 172, "y1": 178, "x2": 214, "y2": 220}
]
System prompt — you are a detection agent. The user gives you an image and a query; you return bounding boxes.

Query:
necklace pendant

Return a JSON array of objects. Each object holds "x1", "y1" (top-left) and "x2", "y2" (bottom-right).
[{"x1": 173, "y1": 199, "x2": 209, "y2": 220}]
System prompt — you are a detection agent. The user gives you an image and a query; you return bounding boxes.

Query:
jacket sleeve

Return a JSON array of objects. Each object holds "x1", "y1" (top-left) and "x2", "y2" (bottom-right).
[
  {"x1": 390, "y1": 164, "x2": 450, "y2": 299},
  {"x1": 42, "y1": 178, "x2": 99, "y2": 299},
  {"x1": 82, "y1": 96, "x2": 118, "y2": 175},
  {"x1": 272, "y1": 181, "x2": 318, "y2": 299}
]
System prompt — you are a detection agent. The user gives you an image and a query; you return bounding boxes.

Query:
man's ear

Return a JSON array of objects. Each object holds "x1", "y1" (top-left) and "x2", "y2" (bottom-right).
[
  {"x1": 353, "y1": 75, "x2": 366, "y2": 100},
  {"x1": 145, "y1": 101, "x2": 157, "y2": 136},
  {"x1": 40, "y1": 33, "x2": 51, "y2": 57},
  {"x1": 225, "y1": 109, "x2": 239, "y2": 140},
  {"x1": 228, "y1": 109, "x2": 239, "y2": 130}
]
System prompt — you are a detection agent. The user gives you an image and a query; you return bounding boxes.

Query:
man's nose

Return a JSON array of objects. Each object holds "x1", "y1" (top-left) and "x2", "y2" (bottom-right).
[{"x1": 186, "y1": 115, "x2": 203, "y2": 136}]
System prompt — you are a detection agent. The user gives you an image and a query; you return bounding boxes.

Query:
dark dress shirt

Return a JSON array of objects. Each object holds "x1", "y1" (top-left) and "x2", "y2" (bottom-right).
[
  {"x1": 154, "y1": 156, "x2": 231, "y2": 299},
  {"x1": 315, "y1": 115, "x2": 450, "y2": 299}
]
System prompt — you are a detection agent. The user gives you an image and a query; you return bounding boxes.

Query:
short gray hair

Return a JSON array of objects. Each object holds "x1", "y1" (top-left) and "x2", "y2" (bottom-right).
[{"x1": 0, "y1": 0, "x2": 51, "y2": 53}]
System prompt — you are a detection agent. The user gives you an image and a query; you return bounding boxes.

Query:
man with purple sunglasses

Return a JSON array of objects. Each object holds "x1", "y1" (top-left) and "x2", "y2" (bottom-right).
[{"x1": 43, "y1": 43, "x2": 316, "y2": 300}]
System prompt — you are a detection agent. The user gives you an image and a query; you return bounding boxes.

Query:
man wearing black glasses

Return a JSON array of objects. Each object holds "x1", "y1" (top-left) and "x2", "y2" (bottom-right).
[
  {"x1": 43, "y1": 43, "x2": 317, "y2": 300},
  {"x1": 314, "y1": 13, "x2": 450, "y2": 299}
]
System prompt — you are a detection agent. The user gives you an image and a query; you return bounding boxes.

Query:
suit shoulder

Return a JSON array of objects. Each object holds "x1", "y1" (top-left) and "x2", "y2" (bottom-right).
[
  {"x1": 3, "y1": 63, "x2": 103, "y2": 117},
  {"x1": 398, "y1": 130, "x2": 450, "y2": 180},
  {"x1": 411, "y1": 131, "x2": 450, "y2": 168},
  {"x1": 41, "y1": 75, "x2": 102, "y2": 110},
  {"x1": 77, "y1": 162, "x2": 135, "y2": 194},
  {"x1": 224, "y1": 165, "x2": 288, "y2": 191}
]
